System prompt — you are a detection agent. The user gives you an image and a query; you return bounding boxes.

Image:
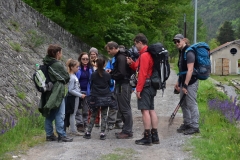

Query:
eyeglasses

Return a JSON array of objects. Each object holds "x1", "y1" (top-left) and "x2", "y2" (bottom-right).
[
  {"x1": 174, "y1": 40, "x2": 180, "y2": 44},
  {"x1": 81, "y1": 58, "x2": 89, "y2": 61}
]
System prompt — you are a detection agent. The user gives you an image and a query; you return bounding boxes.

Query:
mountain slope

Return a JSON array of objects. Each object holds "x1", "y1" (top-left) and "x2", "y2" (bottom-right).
[{"x1": 197, "y1": 0, "x2": 240, "y2": 40}]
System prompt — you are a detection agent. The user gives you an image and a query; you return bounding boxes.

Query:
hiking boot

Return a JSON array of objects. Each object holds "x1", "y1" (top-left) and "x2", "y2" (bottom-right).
[
  {"x1": 108, "y1": 124, "x2": 114, "y2": 130},
  {"x1": 58, "y1": 136, "x2": 73, "y2": 142},
  {"x1": 184, "y1": 127, "x2": 200, "y2": 135},
  {"x1": 77, "y1": 124, "x2": 85, "y2": 132},
  {"x1": 100, "y1": 133, "x2": 106, "y2": 140},
  {"x1": 135, "y1": 130, "x2": 152, "y2": 146},
  {"x1": 46, "y1": 134, "x2": 57, "y2": 141},
  {"x1": 177, "y1": 124, "x2": 190, "y2": 133},
  {"x1": 151, "y1": 129, "x2": 160, "y2": 144},
  {"x1": 69, "y1": 131, "x2": 84, "y2": 136},
  {"x1": 83, "y1": 132, "x2": 91, "y2": 139},
  {"x1": 114, "y1": 123, "x2": 123, "y2": 129},
  {"x1": 116, "y1": 132, "x2": 133, "y2": 139}
]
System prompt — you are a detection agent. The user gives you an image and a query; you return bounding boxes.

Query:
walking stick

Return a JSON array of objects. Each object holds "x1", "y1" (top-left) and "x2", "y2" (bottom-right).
[{"x1": 168, "y1": 94, "x2": 186, "y2": 127}]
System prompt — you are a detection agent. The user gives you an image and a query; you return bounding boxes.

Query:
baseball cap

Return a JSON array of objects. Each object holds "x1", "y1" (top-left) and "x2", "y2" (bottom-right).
[{"x1": 173, "y1": 34, "x2": 184, "y2": 41}]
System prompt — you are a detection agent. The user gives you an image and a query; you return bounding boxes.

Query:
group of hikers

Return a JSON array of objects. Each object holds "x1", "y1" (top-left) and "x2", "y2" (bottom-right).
[{"x1": 38, "y1": 33, "x2": 200, "y2": 146}]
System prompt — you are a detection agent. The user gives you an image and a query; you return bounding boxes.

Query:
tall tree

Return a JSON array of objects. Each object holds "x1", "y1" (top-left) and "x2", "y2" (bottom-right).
[
  {"x1": 235, "y1": 23, "x2": 240, "y2": 39},
  {"x1": 217, "y1": 21, "x2": 235, "y2": 45}
]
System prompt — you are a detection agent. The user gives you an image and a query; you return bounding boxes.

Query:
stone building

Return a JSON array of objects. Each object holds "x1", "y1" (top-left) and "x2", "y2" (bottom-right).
[{"x1": 210, "y1": 40, "x2": 240, "y2": 75}]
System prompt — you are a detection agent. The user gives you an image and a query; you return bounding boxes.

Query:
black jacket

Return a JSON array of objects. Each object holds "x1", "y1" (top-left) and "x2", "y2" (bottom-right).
[
  {"x1": 178, "y1": 45, "x2": 197, "y2": 86},
  {"x1": 90, "y1": 70, "x2": 112, "y2": 97},
  {"x1": 111, "y1": 50, "x2": 132, "y2": 84}
]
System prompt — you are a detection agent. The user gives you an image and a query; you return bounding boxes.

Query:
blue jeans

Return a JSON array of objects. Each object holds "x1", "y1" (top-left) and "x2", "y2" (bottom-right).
[{"x1": 45, "y1": 99, "x2": 66, "y2": 137}]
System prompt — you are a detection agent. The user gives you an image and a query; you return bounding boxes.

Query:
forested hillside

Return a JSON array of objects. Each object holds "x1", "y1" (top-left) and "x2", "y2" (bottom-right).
[
  {"x1": 198, "y1": 0, "x2": 240, "y2": 40},
  {"x1": 23, "y1": 0, "x2": 207, "y2": 57}
]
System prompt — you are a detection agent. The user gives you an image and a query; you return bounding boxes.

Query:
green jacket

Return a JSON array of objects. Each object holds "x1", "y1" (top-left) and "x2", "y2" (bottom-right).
[{"x1": 39, "y1": 55, "x2": 70, "y2": 117}]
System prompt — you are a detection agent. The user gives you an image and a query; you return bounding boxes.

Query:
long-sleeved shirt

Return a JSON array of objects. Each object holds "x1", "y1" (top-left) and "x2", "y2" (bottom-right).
[
  {"x1": 68, "y1": 74, "x2": 82, "y2": 97},
  {"x1": 129, "y1": 45, "x2": 154, "y2": 92}
]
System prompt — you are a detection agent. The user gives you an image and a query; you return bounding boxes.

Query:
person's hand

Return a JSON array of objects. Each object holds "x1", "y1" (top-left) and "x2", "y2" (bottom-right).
[
  {"x1": 174, "y1": 83, "x2": 180, "y2": 93},
  {"x1": 136, "y1": 91, "x2": 141, "y2": 99},
  {"x1": 126, "y1": 57, "x2": 133, "y2": 65},
  {"x1": 182, "y1": 88, "x2": 188, "y2": 94},
  {"x1": 81, "y1": 94, "x2": 86, "y2": 99},
  {"x1": 106, "y1": 69, "x2": 111, "y2": 73}
]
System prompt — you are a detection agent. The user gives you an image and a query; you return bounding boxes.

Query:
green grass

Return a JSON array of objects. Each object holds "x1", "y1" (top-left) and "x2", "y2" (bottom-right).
[
  {"x1": 210, "y1": 74, "x2": 240, "y2": 85},
  {"x1": 26, "y1": 30, "x2": 45, "y2": 48},
  {"x1": 99, "y1": 148, "x2": 137, "y2": 160},
  {"x1": 17, "y1": 92, "x2": 26, "y2": 100},
  {"x1": 0, "y1": 112, "x2": 45, "y2": 159},
  {"x1": 9, "y1": 41, "x2": 22, "y2": 52},
  {"x1": 189, "y1": 80, "x2": 240, "y2": 160}
]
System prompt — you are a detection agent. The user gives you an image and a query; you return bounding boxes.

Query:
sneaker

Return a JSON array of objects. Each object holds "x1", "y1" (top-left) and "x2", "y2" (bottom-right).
[
  {"x1": 177, "y1": 124, "x2": 190, "y2": 133},
  {"x1": 69, "y1": 131, "x2": 84, "y2": 136},
  {"x1": 83, "y1": 132, "x2": 91, "y2": 139},
  {"x1": 58, "y1": 136, "x2": 73, "y2": 142},
  {"x1": 183, "y1": 127, "x2": 200, "y2": 135},
  {"x1": 116, "y1": 132, "x2": 133, "y2": 139},
  {"x1": 46, "y1": 134, "x2": 57, "y2": 141},
  {"x1": 100, "y1": 133, "x2": 106, "y2": 140},
  {"x1": 108, "y1": 124, "x2": 114, "y2": 130}
]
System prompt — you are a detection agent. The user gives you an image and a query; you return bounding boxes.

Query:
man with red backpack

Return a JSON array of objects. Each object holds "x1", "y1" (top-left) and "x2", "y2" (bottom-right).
[{"x1": 127, "y1": 33, "x2": 160, "y2": 146}]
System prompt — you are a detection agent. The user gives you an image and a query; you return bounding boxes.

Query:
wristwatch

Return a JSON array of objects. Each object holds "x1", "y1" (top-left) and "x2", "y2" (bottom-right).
[{"x1": 183, "y1": 83, "x2": 188, "y2": 89}]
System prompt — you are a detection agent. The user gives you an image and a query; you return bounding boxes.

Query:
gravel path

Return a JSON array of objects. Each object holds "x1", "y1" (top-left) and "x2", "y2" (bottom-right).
[{"x1": 20, "y1": 69, "x2": 194, "y2": 160}]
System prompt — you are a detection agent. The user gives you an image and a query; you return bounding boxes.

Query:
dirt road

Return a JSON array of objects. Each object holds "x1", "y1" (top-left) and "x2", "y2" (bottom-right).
[{"x1": 20, "y1": 70, "x2": 193, "y2": 160}]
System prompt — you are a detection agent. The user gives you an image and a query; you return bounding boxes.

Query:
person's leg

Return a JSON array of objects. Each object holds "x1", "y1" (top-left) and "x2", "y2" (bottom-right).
[
  {"x1": 69, "y1": 97, "x2": 78, "y2": 132},
  {"x1": 69, "y1": 97, "x2": 83, "y2": 136},
  {"x1": 83, "y1": 108, "x2": 98, "y2": 139},
  {"x1": 135, "y1": 86, "x2": 156, "y2": 145},
  {"x1": 100, "y1": 106, "x2": 108, "y2": 140},
  {"x1": 115, "y1": 111, "x2": 123, "y2": 129},
  {"x1": 94, "y1": 108, "x2": 101, "y2": 127},
  {"x1": 142, "y1": 110, "x2": 151, "y2": 129},
  {"x1": 82, "y1": 98, "x2": 89, "y2": 126},
  {"x1": 87, "y1": 109, "x2": 98, "y2": 133},
  {"x1": 136, "y1": 110, "x2": 152, "y2": 146},
  {"x1": 100, "y1": 107, "x2": 108, "y2": 132},
  {"x1": 55, "y1": 99, "x2": 73, "y2": 142},
  {"x1": 115, "y1": 83, "x2": 133, "y2": 139},
  {"x1": 177, "y1": 90, "x2": 191, "y2": 133},
  {"x1": 184, "y1": 81, "x2": 200, "y2": 135},
  {"x1": 107, "y1": 107, "x2": 118, "y2": 129},
  {"x1": 45, "y1": 109, "x2": 56, "y2": 141}
]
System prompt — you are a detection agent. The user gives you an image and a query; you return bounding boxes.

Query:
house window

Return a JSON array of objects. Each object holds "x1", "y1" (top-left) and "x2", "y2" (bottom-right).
[{"x1": 230, "y1": 48, "x2": 237, "y2": 55}]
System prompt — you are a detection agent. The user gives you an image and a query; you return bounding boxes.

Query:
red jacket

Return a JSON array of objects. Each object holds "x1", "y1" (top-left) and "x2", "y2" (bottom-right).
[{"x1": 130, "y1": 46, "x2": 154, "y2": 92}]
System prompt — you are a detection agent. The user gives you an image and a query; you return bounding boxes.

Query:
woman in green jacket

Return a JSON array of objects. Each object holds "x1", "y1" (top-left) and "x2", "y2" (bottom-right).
[{"x1": 39, "y1": 44, "x2": 73, "y2": 142}]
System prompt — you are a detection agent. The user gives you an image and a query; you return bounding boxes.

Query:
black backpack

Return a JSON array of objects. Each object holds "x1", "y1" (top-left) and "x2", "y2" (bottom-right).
[
  {"x1": 33, "y1": 60, "x2": 57, "y2": 93},
  {"x1": 147, "y1": 43, "x2": 170, "y2": 95}
]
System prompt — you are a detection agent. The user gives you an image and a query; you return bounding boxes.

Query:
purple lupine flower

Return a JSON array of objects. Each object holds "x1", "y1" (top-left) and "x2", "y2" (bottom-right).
[{"x1": 11, "y1": 118, "x2": 15, "y2": 127}]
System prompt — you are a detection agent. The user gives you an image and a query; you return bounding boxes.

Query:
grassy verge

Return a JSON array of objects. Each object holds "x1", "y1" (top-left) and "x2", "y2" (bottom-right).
[
  {"x1": 99, "y1": 148, "x2": 137, "y2": 160},
  {"x1": 188, "y1": 80, "x2": 240, "y2": 160},
  {"x1": 0, "y1": 111, "x2": 45, "y2": 159}
]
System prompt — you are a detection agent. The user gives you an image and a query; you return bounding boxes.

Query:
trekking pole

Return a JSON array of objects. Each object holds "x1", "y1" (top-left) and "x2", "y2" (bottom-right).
[{"x1": 168, "y1": 94, "x2": 186, "y2": 127}]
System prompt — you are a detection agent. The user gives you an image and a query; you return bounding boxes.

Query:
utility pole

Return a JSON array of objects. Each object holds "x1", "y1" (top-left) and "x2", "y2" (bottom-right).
[
  {"x1": 184, "y1": 14, "x2": 186, "y2": 38},
  {"x1": 194, "y1": 0, "x2": 197, "y2": 43}
]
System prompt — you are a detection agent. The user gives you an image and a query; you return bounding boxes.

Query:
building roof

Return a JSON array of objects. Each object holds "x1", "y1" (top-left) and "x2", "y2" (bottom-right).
[{"x1": 210, "y1": 39, "x2": 240, "y2": 55}]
